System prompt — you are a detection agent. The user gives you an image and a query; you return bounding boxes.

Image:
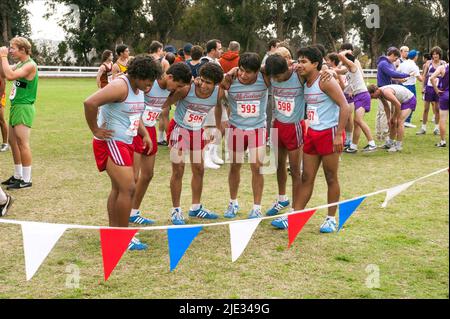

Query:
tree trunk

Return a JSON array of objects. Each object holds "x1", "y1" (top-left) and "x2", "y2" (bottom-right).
[
  {"x1": 370, "y1": 30, "x2": 380, "y2": 69},
  {"x1": 340, "y1": 1, "x2": 347, "y2": 43},
  {"x1": 1, "y1": 11, "x2": 8, "y2": 44},
  {"x1": 276, "y1": 0, "x2": 284, "y2": 39},
  {"x1": 311, "y1": 8, "x2": 318, "y2": 45}
]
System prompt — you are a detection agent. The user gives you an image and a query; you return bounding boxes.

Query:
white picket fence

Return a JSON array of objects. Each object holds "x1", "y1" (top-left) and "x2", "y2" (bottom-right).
[{"x1": 37, "y1": 65, "x2": 380, "y2": 78}]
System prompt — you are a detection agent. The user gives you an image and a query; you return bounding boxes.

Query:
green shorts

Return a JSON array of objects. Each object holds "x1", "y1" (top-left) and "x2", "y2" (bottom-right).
[{"x1": 9, "y1": 103, "x2": 35, "y2": 128}]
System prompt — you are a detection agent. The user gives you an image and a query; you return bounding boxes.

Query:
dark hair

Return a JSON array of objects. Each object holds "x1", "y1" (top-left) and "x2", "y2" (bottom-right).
[
  {"x1": 167, "y1": 62, "x2": 192, "y2": 84},
  {"x1": 165, "y1": 52, "x2": 176, "y2": 65},
  {"x1": 387, "y1": 47, "x2": 401, "y2": 57},
  {"x1": 423, "y1": 53, "x2": 432, "y2": 60},
  {"x1": 101, "y1": 50, "x2": 113, "y2": 63},
  {"x1": 238, "y1": 52, "x2": 261, "y2": 72},
  {"x1": 265, "y1": 54, "x2": 288, "y2": 76},
  {"x1": 199, "y1": 62, "x2": 224, "y2": 85},
  {"x1": 267, "y1": 39, "x2": 280, "y2": 51},
  {"x1": 149, "y1": 41, "x2": 163, "y2": 54},
  {"x1": 190, "y1": 45, "x2": 204, "y2": 60},
  {"x1": 326, "y1": 52, "x2": 340, "y2": 67},
  {"x1": 367, "y1": 84, "x2": 378, "y2": 94},
  {"x1": 116, "y1": 44, "x2": 128, "y2": 56},
  {"x1": 430, "y1": 46, "x2": 443, "y2": 59},
  {"x1": 341, "y1": 43, "x2": 353, "y2": 51},
  {"x1": 345, "y1": 53, "x2": 355, "y2": 62},
  {"x1": 127, "y1": 56, "x2": 163, "y2": 81},
  {"x1": 298, "y1": 46, "x2": 323, "y2": 71},
  {"x1": 206, "y1": 39, "x2": 221, "y2": 54},
  {"x1": 178, "y1": 49, "x2": 185, "y2": 58},
  {"x1": 313, "y1": 44, "x2": 326, "y2": 57}
]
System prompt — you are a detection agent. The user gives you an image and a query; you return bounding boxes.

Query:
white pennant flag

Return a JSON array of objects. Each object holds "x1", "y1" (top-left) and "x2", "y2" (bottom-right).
[
  {"x1": 21, "y1": 222, "x2": 67, "y2": 280},
  {"x1": 229, "y1": 219, "x2": 261, "y2": 262},
  {"x1": 382, "y1": 181, "x2": 415, "y2": 208}
]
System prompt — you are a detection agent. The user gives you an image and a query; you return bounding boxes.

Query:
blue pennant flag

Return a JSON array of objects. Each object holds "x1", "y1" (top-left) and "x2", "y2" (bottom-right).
[
  {"x1": 338, "y1": 197, "x2": 366, "y2": 232},
  {"x1": 167, "y1": 226, "x2": 203, "y2": 271}
]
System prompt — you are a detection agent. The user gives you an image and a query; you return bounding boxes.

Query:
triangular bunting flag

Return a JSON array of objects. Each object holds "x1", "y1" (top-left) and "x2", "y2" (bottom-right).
[
  {"x1": 288, "y1": 210, "x2": 317, "y2": 248},
  {"x1": 381, "y1": 181, "x2": 415, "y2": 208},
  {"x1": 229, "y1": 219, "x2": 261, "y2": 262},
  {"x1": 167, "y1": 226, "x2": 202, "y2": 271},
  {"x1": 338, "y1": 197, "x2": 366, "y2": 231},
  {"x1": 21, "y1": 222, "x2": 67, "y2": 281},
  {"x1": 100, "y1": 228, "x2": 138, "y2": 281}
]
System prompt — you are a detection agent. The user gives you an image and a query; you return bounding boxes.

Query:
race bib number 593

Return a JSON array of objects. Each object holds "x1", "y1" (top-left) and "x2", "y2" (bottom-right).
[{"x1": 237, "y1": 100, "x2": 260, "y2": 118}]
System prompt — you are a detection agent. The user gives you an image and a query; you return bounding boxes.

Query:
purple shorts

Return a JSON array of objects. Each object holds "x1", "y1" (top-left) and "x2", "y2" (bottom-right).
[
  {"x1": 401, "y1": 96, "x2": 416, "y2": 111},
  {"x1": 344, "y1": 93, "x2": 354, "y2": 104},
  {"x1": 439, "y1": 91, "x2": 449, "y2": 111},
  {"x1": 424, "y1": 86, "x2": 440, "y2": 102},
  {"x1": 353, "y1": 91, "x2": 371, "y2": 113}
]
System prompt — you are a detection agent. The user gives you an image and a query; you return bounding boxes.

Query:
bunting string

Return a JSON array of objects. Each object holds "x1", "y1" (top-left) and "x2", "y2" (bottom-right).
[
  {"x1": 0, "y1": 167, "x2": 448, "y2": 230},
  {"x1": 0, "y1": 167, "x2": 447, "y2": 280}
]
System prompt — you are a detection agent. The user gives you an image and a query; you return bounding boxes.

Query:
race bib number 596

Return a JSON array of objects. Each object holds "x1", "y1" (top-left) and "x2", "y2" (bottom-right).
[{"x1": 183, "y1": 109, "x2": 206, "y2": 128}]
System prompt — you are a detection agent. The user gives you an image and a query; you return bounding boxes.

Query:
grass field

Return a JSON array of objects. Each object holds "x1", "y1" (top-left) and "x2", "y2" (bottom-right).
[{"x1": 0, "y1": 78, "x2": 448, "y2": 299}]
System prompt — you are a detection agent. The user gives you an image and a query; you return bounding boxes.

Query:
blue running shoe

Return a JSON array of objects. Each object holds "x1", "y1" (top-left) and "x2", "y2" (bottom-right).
[
  {"x1": 271, "y1": 216, "x2": 288, "y2": 229},
  {"x1": 171, "y1": 208, "x2": 185, "y2": 225},
  {"x1": 319, "y1": 218, "x2": 337, "y2": 233},
  {"x1": 248, "y1": 208, "x2": 262, "y2": 219},
  {"x1": 265, "y1": 200, "x2": 290, "y2": 216},
  {"x1": 224, "y1": 202, "x2": 239, "y2": 219},
  {"x1": 127, "y1": 237, "x2": 148, "y2": 251},
  {"x1": 189, "y1": 205, "x2": 218, "y2": 219},
  {"x1": 129, "y1": 211, "x2": 155, "y2": 225}
]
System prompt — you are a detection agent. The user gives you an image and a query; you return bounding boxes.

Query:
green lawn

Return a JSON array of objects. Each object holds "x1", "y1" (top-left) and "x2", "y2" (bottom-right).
[{"x1": 0, "y1": 78, "x2": 448, "y2": 299}]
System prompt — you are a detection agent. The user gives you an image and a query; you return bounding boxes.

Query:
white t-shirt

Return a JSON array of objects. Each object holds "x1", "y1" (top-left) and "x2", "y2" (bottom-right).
[{"x1": 398, "y1": 60, "x2": 420, "y2": 86}]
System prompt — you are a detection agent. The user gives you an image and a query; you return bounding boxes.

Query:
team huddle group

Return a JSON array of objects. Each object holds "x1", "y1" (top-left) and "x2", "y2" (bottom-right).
[{"x1": 1, "y1": 37, "x2": 449, "y2": 251}]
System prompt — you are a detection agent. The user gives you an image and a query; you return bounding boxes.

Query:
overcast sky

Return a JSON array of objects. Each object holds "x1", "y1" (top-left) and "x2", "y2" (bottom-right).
[{"x1": 28, "y1": 0, "x2": 66, "y2": 41}]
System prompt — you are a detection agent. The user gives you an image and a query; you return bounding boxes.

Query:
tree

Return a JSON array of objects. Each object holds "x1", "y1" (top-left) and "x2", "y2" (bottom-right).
[{"x1": 0, "y1": 0, "x2": 31, "y2": 45}]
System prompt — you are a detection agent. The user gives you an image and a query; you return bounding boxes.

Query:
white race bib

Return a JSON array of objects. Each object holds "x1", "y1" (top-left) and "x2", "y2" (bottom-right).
[
  {"x1": 183, "y1": 109, "x2": 207, "y2": 128},
  {"x1": 142, "y1": 106, "x2": 161, "y2": 127},
  {"x1": 307, "y1": 106, "x2": 320, "y2": 125},
  {"x1": 237, "y1": 100, "x2": 260, "y2": 118},
  {"x1": 275, "y1": 96, "x2": 295, "y2": 117},
  {"x1": 126, "y1": 115, "x2": 141, "y2": 136},
  {"x1": 9, "y1": 81, "x2": 17, "y2": 100}
]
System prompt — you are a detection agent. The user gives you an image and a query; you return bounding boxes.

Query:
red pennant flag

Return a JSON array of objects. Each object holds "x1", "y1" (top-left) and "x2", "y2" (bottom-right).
[
  {"x1": 100, "y1": 228, "x2": 138, "y2": 281},
  {"x1": 288, "y1": 210, "x2": 317, "y2": 248}
]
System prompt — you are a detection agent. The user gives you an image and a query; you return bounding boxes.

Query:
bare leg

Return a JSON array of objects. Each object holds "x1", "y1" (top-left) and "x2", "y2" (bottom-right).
[
  {"x1": 321, "y1": 152, "x2": 341, "y2": 217},
  {"x1": 132, "y1": 154, "x2": 156, "y2": 210}
]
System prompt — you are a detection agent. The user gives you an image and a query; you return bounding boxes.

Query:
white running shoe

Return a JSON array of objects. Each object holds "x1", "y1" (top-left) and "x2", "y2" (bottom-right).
[
  {"x1": 204, "y1": 148, "x2": 220, "y2": 169},
  {"x1": 404, "y1": 122, "x2": 416, "y2": 128},
  {"x1": 0, "y1": 143, "x2": 9, "y2": 152},
  {"x1": 210, "y1": 145, "x2": 224, "y2": 165}
]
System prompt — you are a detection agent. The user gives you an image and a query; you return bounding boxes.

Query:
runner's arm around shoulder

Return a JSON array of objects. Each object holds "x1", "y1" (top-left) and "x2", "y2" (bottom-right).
[
  {"x1": 319, "y1": 78, "x2": 349, "y2": 134},
  {"x1": 215, "y1": 87, "x2": 226, "y2": 134},
  {"x1": 338, "y1": 50, "x2": 357, "y2": 73},
  {"x1": 83, "y1": 79, "x2": 127, "y2": 139}
]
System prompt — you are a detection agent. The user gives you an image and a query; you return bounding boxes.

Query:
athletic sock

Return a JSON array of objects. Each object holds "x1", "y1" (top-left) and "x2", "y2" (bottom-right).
[
  {"x1": 130, "y1": 209, "x2": 140, "y2": 217},
  {"x1": 345, "y1": 131, "x2": 352, "y2": 145},
  {"x1": 368, "y1": 140, "x2": 376, "y2": 147},
  {"x1": 191, "y1": 203, "x2": 201, "y2": 211},
  {"x1": 350, "y1": 143, "x2": 358, "y2": 150},
  {"x1": 278, "y1": 194, "x2": 288, "y2": 202},
  {"x1": 326, "y1": 216, "x2": 336, "y2": 222},
  {"x1": 253, "y1": 204, "x2": 262, "y2": 211},
  {"x1": 421, "y1": 124, "x2": 427, "y2": 131},
  {"x1": 14, "y1": 164, "x2": 22, "y2": 179},
  {"x1": 172, "y1": 207, "x2": 181, "y2": 213},
  {"x1": 22, "y1": 166, "x2": 31, "y2": 183},
  {"x1": 230, "y1": 199, "x2": 238, "y2": 206},
  {"x1": 435, "y1": 124, "x2": 439, "y2": 130},
  {"x1": 0, "y1": 187, "x2": 7, "y2": 204},
  {"x1": 158, "y1": 130, "x2": 165, "y2": 142}
]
